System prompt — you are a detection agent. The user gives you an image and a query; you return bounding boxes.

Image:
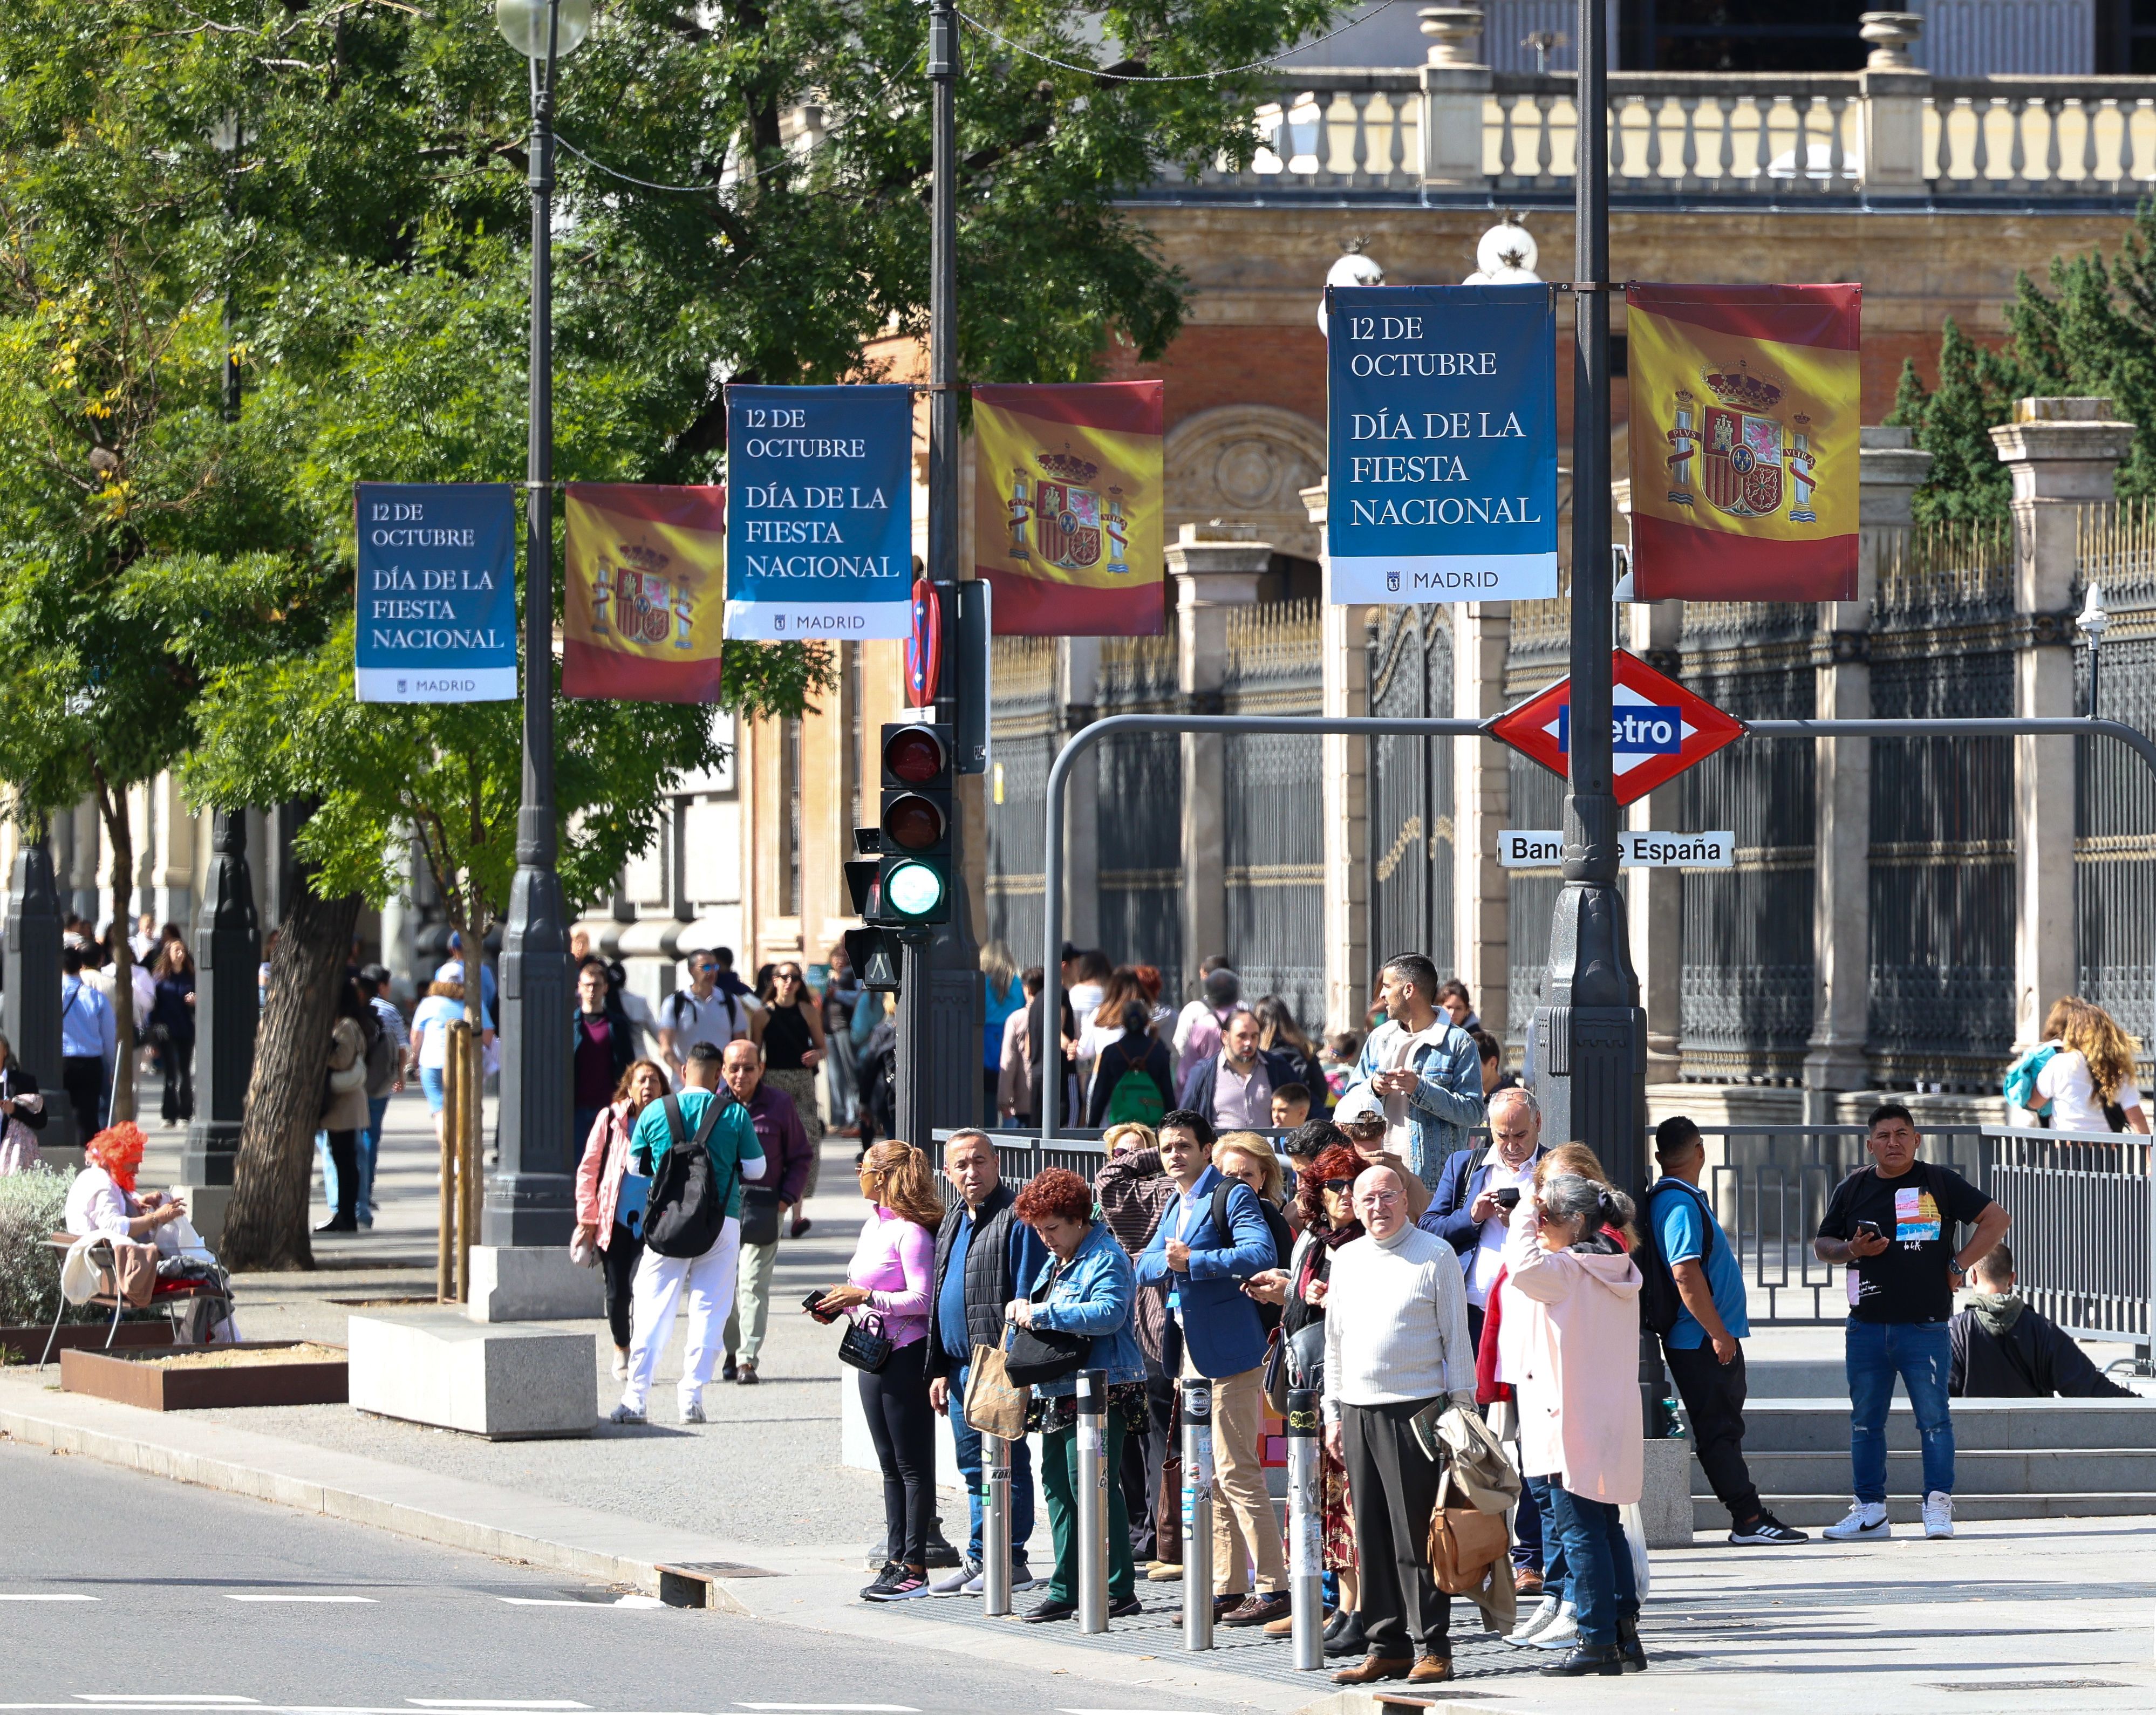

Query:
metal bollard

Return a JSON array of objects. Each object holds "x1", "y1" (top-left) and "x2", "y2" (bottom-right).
[
  {"x1": 1075, "y1": 1369, "x2": 1110, "y2": 1632},
  {"x1": 982, "y1": 1431, "x2": 1013, "y2": 1617},
  {"x1": 1181, "y1": 1376, "x2": 1214, "y2": 1651},
  {"x1": 1285, "y1": 1387, "x2": 1324, "y2": 1671}
]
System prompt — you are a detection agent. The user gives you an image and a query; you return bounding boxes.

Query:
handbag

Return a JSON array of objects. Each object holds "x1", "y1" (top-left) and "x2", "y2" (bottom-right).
[
  {"x1": 739, "y1": 1184, "x2": 782, "y2": 1248},
  {"x1": 1428, "y1": 1470, "x2": 1510, "y2": 1595},
  {"x1": 1003, "y1": 1269, "x2": 1086, "y2": 1388},
  {"x1": 962, "y1": 1342, "x2": 1029, "y2": 1440},
  {"x1": 838, "y1": 1310, "x2": 893, "y2": 1374}
]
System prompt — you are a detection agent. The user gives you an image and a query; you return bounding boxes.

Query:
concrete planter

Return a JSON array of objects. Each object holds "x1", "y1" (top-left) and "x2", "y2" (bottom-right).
[
  {"x1": 60, "y1": 1342, "x2": 347, "y2": 1411},
  {"x1": 0, "y1": 1322, "x2": 174, "y2": 1364}
]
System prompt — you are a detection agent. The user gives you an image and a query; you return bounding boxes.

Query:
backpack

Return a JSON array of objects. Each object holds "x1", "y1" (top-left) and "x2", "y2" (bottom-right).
[
  {"x1": 1101, "y1": 1042, "x2": 1166, "y2": 1128},
  {"x1": 1639, "y1": 1177, "x2": 1718, "y2": 1340},
  {"x1": 1207, "y1": 1176, "x2": 1293, "y2": 1334},
  {"x1": 363, "y1": 1013, "x2": 399, "y2": 1098},
  {"x1": 642, "y1": 1092, "x2": 738, "y2": 1259},
  {"x1": 2003, "y1": 1042, "x2": 2059, "y2": 1115}
]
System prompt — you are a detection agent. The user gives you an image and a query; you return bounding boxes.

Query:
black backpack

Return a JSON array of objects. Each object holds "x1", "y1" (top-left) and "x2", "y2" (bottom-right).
[
  {"x1": 1639, "y1": 1177, "x2": 1717, "y2": 1339},
  {"x1": 642, "y1": 1092, "x2": 737, "y2": 1259},
  {"x1": 1207, "y1": 1176, "x2": 1293, "y2": 1335}
]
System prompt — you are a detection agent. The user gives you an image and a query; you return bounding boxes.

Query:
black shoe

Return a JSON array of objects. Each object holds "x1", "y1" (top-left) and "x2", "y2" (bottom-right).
[
  {"x1": 721, "y1": 1355, "x2": 738, "y2": 1382},
  {"x1": 1323, "y1": 1608, "x2": 1350, "y2": 1641},
  {"x1": 1108, "y1": 1595, "x2": 1144, "y2": 1619},
  {"x1": 1728, "y1": 1512, "x2": 1809, "y2": 1545},
  {"x1": 737, "y1": 1362, "x2": 759, "y2": 1385},
  {"x1": 1616, "y1": 1614, "x2": 1648, "y2": 1673},
  {"x1": 923, "y1": 1532, "x2": 964, "y2": 1570},
  {"x1": 1541, "y1": 1642, "x2": 1627, "y2": 1677},
  {"x1": 1325, "y1": 1612, "x2": 1368, "y2": 1658},
  {"x1": 1023, "y1": 1597, "x2": 1077, "y2": 1623},
  {"x1": 858, "y1": 1560, "x2": 905, "y2": 1602},
  {"x1": 313, "y1": 1215, "x2": 358, "y2": 1234}
]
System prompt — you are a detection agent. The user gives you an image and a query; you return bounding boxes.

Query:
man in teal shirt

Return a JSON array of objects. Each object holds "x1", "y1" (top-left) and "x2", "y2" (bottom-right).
[{"x1": 612, "y1": 1040, "x2": 766, "y2": 1426}]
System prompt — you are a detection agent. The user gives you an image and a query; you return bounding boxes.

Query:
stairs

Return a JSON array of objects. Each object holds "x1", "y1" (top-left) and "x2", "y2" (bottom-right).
[{"x1": 1691, "y1": 1396, "x2": 2156, "y2": 1528}]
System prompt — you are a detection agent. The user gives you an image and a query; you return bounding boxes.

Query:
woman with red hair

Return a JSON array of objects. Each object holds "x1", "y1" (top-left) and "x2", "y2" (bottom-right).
[
  {"x1": 64, "y1": 1123, "x2": 184, "y2": 1241},
  {"x1": 1008, "y1": 1166, "x2": 1146, "y2": 1625}
]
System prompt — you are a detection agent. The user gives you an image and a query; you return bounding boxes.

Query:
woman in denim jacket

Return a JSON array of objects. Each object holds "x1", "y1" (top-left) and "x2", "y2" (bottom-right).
[{"x1": 1008, "y1": 1166, "x2": 1146, "y2": 1624}]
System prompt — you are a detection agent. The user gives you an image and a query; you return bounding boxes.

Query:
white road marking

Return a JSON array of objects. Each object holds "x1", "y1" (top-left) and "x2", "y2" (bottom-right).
[
  {"x1": 0, "y1": 1596, "x2": 98, "y2": 1603},
  {"x1": 223, "y1": 1595, "x2": 376, "y2": 1604},
  {"x1": 73, "y1": 1703, "x2": 255, "y2": 1708},
  {"x1": 735, "y1": 1706, "x2": 920, "y2": 1712},
  {"x1": 407, "y1": 1705, "x2": 590, "y2": 1710}
]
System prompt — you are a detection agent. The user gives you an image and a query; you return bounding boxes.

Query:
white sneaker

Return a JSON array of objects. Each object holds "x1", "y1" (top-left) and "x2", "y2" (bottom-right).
[
  {"x1": 930, "y1": 1561, "x2": 978, "y2": 1595},
  {"x1": 681, "y1": 1397, "x2": 707, "y2": 1425},
  {"x1": 1922, "y1": 1490, "x2": 1954, "y2": 1539},
  {"x1": 1505, "y1": 1594, "x2": 1560, "y2": 1645},
  {"x1": 607, "y1": 1402, "x2": 646, "y2": 1425},
  {"x1": 1822, "y1": 1500, "x2": 1889, "y2": 1541},
  {"x1": 1528, "y1": 1601, "x2": 1579, "y2": 1649}
]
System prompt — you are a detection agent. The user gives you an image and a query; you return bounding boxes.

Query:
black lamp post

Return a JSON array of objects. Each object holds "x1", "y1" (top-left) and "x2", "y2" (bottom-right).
[{"x1": 487, "y1": 0, "x2": 589, "y2": 1246}]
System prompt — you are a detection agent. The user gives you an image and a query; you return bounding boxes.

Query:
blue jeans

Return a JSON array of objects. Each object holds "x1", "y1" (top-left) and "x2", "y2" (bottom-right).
[
  {"x1": 946, "y1": 1362, "x2": 1036, "y2": 1570},
  {"x1": 361, "y1": 1094, "x2": 390, "y2": 1224},
  {"x1": 1525, "y1": 1473, "x2": 1567, "y2": 1601},
  {"x1": 1846, "y1": 1317, "x2": 1954, "y2": 1504},
  {"x1": 1544, "y1": 1486, "x2": 1638, "y2": 1647},
  {"x1": 1512, "y1": 1461, "x2": 1544, "y2": 1570}
]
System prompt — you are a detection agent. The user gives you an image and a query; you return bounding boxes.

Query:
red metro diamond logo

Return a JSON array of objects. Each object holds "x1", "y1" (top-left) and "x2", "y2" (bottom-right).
[{"x1": 1487, "y1": 649, "x2": 1746, "y2": 805}]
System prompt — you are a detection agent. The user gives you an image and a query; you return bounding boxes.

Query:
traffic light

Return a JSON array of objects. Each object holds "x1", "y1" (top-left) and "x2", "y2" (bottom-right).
[
  {"x1": 877, "y1": 721, "x2": 953, "y2": 926},
  {"x1": 843, "y1": 827, "x2": 900, "y2": 992}
]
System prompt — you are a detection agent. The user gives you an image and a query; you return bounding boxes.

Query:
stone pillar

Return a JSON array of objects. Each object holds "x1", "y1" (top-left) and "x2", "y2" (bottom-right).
[
  {"x1": 4, "y1": 827, "x2": 74, "y2": 1155},
  {"x1": 1453, "y1": 602, "x2": 1513, "y2": 1044},
  {"x1": 1991, "y1": 398, "x2": 2136, "y2": 1051},
  {"x1": 1058, "y1": 637, "x2": 1101, "y2": 953},
  {"x1": 1168, "y1": 522, "x2": 1270, "y2": 998},
  {"x1": 1857, "y1": 13, "x2": 1929, "y2": 193},
  {"x1": 149, "y1": 773, "x2": 197, "y2": 932},
  {"x1": 176, "y1": 809, "x2": 259, "y2": 1245},
  {"x1": 1625, "y1": 601, "x2": 1685, "y2": 1083},
  {"x1": 1311, "y1": 484, "x2": 1372, "y2": 1036},
  {"x1": 67, "y1": 798, "x2": 99, "y2": 924},
  {"x1": 1418, "y1": 6, "x2": 1491, "y2": 189},
  {"x1": 1803, "y1": 427, "x2": 1930, "y2": 1116}
]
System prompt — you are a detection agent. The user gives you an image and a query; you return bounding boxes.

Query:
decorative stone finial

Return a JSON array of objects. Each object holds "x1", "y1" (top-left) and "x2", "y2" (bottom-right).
[
  {"x1": 1858, "y1": 11, "x2": 1923, "y2": 70},
  {"x1": 1418, "y1": 5, "x2": 1484, "y2": 69}
]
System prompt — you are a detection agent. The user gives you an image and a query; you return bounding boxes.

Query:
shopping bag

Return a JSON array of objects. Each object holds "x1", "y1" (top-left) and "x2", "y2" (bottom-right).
[{"x1": 963, "y1": 1342, "x2": 1029, "y2": 1441}]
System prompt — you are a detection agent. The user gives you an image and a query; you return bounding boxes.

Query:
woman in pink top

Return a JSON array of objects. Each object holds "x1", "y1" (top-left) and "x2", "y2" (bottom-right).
[{"x1": 815, "y1": 1139, "x2": 944, "y2": 1602}]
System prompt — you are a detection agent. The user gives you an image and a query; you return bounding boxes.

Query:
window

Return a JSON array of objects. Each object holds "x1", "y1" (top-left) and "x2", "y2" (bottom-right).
[{"x1": 1621, "y1": 0, "x2": 1869, "y2": 71}]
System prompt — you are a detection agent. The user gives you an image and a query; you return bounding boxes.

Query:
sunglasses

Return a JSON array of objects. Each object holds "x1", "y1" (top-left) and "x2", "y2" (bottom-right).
[{"x1": 1320, "y1": 1177, "x2": 1355, "y2": 1194}]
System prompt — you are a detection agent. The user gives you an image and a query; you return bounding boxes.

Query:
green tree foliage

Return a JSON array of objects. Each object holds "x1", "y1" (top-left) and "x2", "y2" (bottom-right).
[{"x1": 1891, "y1": 200, "x2": 2156, "y2": 521}]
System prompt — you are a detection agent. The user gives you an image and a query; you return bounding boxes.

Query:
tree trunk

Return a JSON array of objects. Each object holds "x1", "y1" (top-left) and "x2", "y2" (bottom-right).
[
  {"x1": 91, "y1": 770, "x2": 137, "y2": 1125},
  {"x1": 220, "y1": 884, "x2": 362, "y2": 1271}
]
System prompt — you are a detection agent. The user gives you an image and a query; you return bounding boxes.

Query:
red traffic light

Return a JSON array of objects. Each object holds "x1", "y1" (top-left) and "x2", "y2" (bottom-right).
[
  {"x1": 884, "y1": 724, "x2": 945, "y2": 785},
  {"x1": 883, "y1": 792, "x2": 946, "y2": 853}
]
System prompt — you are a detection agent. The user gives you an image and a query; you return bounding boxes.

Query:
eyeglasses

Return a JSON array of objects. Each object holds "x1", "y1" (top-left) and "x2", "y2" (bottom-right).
[{"x1": 1320, "y1": 1178, "x2": 1355, "y2": 1194}]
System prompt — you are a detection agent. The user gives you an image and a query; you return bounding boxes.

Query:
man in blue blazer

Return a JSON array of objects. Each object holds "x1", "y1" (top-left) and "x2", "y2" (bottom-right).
[{"x1": 1137, "y1": 1108, "x2": 1285, "y2": 1627}]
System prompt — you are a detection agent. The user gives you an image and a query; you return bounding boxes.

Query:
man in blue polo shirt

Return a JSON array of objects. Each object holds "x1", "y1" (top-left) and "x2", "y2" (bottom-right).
[{"x1": 1650, "y1": 1116, "x2": 1805, "y2": 1547}]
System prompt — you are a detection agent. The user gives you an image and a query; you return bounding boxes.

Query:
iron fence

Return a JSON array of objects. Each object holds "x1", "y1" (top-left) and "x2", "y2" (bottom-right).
[
  {"x1": 1368, "y1": 605, "x2": 1458, "y2": 1005},
  {"x1": 1984, "y1": 1125, "x2": 2153, "y2": 1347},
  {"x1": 984, "y1": 637, "x2": 1057, "y2": 964},
  {"x1": 1096, "y1": 635, "x2": 1183, "y2": 979}
]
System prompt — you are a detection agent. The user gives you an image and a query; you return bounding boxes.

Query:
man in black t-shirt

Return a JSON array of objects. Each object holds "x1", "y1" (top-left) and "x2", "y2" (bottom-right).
[{"x1": 1814, "y1": 1102, "x2": 2011, "y2": 1544}]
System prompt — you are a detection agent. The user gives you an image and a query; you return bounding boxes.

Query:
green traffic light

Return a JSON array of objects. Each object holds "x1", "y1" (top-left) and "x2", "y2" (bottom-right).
[{"x1": 884, "y1": 858, "x2": 945, "y2": 919}]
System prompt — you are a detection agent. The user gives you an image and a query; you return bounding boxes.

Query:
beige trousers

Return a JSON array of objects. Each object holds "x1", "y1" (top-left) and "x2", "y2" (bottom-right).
[{"x1": 1182, "y1": 1347, "x2": 1287, "y2": 1596}]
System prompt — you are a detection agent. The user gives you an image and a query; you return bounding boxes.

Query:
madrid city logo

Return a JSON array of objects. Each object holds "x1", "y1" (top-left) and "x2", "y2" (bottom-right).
[
  {"x1": 1005, "y1": 444, "x2": 1134, "y2": 575},
  {"x1": 1662, "y1": 360, "x2": 1820, "y2": 524}
]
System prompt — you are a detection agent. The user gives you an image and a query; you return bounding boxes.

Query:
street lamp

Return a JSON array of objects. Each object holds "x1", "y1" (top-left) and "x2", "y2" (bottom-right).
[
  {"x1": 488, "y1": 0, "x2": 586, "y2": 1250},
  {"x1": 2079, "y1": 580, "x2": 2110, "y2": 716}
]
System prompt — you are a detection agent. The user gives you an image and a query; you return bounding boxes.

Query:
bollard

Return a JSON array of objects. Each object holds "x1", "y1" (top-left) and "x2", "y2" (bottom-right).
[
  {"x1": 982, "y1": 1431, "x2": 1013, "y2": 1617},
  {"x1": 1075, "y1": 1369, "x2": 1109, "y2": 1632},
  {"x1": 448, "y1": 1021, "x2": 474, "y2": 1302},
  {"x1": 1181, "y1": 1376, "x2": 1214, "y2": 1651},
  {"x1": 1285, "y1": 1387, "x2": 1324, "y2": 1671}
]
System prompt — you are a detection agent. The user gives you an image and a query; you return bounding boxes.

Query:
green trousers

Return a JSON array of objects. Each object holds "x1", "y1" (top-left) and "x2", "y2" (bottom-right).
[{"x1": 1042, "y1": 1409, "x2": 1137, "y2": 1604}]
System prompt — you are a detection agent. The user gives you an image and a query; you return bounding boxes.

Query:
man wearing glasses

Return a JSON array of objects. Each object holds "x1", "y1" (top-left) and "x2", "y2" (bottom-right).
[{"x1": 659, "y1": 951, "x2": 759, "y2": 1087}]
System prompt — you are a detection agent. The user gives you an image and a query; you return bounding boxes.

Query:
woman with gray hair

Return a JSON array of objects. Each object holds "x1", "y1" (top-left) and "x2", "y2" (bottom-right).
[{"x1": 1503, "y1": 1170, "x2": 1647, "y2": 1677}]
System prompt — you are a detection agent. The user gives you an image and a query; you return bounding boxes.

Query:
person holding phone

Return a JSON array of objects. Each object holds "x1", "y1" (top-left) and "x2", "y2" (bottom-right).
[
  {"x1": 574, "y1": 1059, "x2": 669, "y2": 1382},
  {"x1": 1422, "y1": 1086, "x2": 1547, "y2": 1349}
]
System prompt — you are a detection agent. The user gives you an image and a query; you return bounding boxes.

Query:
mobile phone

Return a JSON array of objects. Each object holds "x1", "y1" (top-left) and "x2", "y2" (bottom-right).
[
  {"x1": 803, "y1": 1289, "x2": 840, "y2": 1323},
  {"x1": 1855, "y1": 1219, "x2": 1884, "y2": 1242},
  {"x1": 1492, "y1": 1186, "x2": 1522, "y2": 1210}
]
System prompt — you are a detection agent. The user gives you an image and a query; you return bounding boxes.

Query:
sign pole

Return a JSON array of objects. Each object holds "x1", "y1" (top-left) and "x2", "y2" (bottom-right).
[{"x1": 1530, "y1": 0, "x2": 1654, "y2": 1423}]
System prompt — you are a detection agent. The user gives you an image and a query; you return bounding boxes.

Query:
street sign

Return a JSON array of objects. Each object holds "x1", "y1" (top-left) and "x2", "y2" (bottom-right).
[
  {"x1": 1486, "y1": 648, "x2": 1745, "y2": 804},
  {"x1": 906, "y1": 579, "x2": 943, "y2": 708},
  {"x1": 1498, "y1": 829, "x2": 1735, "y2": 869}
]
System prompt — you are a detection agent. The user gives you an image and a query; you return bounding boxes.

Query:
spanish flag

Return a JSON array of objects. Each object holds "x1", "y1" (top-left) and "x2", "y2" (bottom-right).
[
  {"x1": 974, "y1": 381, "x2": 1165, "y2": 635},
  {"x1": 1626, "y1": 284, "x2": 1860, "y2": 601},
  {"x1": 563, "y1": 483, "x2": 728, "y2": 702}
]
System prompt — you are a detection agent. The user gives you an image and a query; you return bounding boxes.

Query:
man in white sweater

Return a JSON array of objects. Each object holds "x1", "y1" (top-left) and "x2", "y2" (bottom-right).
[{"x1": 1322, "y1": 1164, "x2": 1476, "y2": 1688}]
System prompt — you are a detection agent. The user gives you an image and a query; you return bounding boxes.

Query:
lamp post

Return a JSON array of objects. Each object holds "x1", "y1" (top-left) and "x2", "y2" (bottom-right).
[
  {"x1": 488, "y1": 0, "x2": 589, "y2": 1247},
  {"x1": 2079, "y1": 580, "x2": 2110, "y2": 716}
]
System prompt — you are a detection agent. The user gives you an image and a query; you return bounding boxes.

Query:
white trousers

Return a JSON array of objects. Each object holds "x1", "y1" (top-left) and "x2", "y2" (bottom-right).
[{"x1": 620, "y1": 1215, "x2": 741, "y2": 1412}]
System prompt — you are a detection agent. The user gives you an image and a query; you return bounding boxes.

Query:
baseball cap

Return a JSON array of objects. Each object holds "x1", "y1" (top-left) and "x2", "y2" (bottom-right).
[{"x1": 1333, "y1": 1085, "x2": 1387, "y2": 1130}]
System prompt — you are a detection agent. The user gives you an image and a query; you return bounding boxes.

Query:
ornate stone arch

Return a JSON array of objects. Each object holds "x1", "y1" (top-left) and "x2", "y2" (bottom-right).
[{"x1": 1165, "y1": 405, "x2": 1326, "y2": 563}]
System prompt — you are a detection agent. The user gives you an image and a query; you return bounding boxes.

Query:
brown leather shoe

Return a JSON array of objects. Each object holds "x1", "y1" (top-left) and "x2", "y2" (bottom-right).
[
  {"x1": 1220, "y1": 1590, "x2": 1292, "y2": 1628},
  {"x1": 1261, "y1": 1612, "x2": 1296, "y2": 1636},
  {"x1": 1408, "y1": 1655, "x2": 1455, "y2": 1684},
  {"x1": 1514, "y1": 1565, "x2": 1544, "y2": 1597},
  {"x1": 1332, "y1": 1656, "x2": 1413, "y2": 1685}
]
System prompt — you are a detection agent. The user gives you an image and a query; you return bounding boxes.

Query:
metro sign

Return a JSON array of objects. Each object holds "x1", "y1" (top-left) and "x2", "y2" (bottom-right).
[{"x1": 1487, "y1": 648, "x2": 1746, "y2": 804}]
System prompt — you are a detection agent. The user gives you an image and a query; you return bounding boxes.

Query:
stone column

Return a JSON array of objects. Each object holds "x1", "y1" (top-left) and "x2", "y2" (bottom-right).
[
  {"x1": 1802, "y1": 428, "x2": 1930, "y2": 1116},
  {"x1": 67, "y1": 798, "x2": 99, "y2": 924},
  {"x1": 1857, "y1": 13, "x2": 1929, "y2": 193},
  {"x1": 1058, "y1": 637, "x2": 1101, "y2": 953},
  {"x1": 1311, "y1": 484, "x2": 1372, "y2": 1036},
  {"x1": 5, "y1": 827, "x2": 74, "y2": 1156},
  {"x1": 1418, "y1": 6, "x2": 1491, "y2": 189},
  {"x1": 1168, "y1": 522, "x2": 1269, "y2": 998},
  {"x1": 1453, "y1": 602, "x2": 1513, "y2": 1043},
  {"x1": 1625, "y1": 601, "x2": 1685, "y2": 1083},
  {"x1": 176, "y1": 809, "x2": 260, "y2": 1244},
  {"x1": 1991, "y1": 398, "x2": 2135, "y2": 1051},
  {"x1": 150, "y1": 773, "x2": 197, "y2": 931}
]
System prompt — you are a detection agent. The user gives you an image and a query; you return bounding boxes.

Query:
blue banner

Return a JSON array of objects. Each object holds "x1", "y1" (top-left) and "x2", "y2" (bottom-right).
[
  {"x1": 354, "y1": 483, "x2": 517, "y2": 702},
  {"x1": 725, "y1": 384, "x2": 913, "y2": 640},
  {"x1": 1326, "y1": 284, "x2": 1558, "y2": 603}
]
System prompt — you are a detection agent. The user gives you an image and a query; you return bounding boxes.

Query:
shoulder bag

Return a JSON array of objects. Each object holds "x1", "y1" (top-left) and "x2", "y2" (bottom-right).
[
  {"x1": 1004, "y1": 1269, "x2": 1088, "y2": 1388},
  {"x1": 838, "y1": 1309, "x2": 893, "y2": 1373}
]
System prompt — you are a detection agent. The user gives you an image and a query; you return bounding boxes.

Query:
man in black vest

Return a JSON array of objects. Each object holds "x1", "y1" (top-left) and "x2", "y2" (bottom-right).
[{"x1": 926, "y1": 1129, "x2": 1052, "y2": 1594}]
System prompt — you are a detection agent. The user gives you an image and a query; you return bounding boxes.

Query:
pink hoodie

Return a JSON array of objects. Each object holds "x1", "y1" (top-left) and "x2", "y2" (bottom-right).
[
  {"x1": 846, "y1": 1205, "x2": 937, "y2": 1348},
  {"x1": 1503, "y1": 1199, "x2": 1645, "y2": 1506}
]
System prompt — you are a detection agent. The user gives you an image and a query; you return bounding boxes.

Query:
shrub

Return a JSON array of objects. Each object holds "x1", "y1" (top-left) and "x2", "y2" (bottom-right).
[{"x1": 0, "y1": 1166, "x2": 93, "y2": 1328}]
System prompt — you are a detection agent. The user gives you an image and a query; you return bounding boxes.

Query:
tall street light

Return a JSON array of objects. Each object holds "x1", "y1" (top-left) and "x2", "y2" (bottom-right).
[{"x1": 489, "y1": 0, "x2": 589, "y2": 1247}]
